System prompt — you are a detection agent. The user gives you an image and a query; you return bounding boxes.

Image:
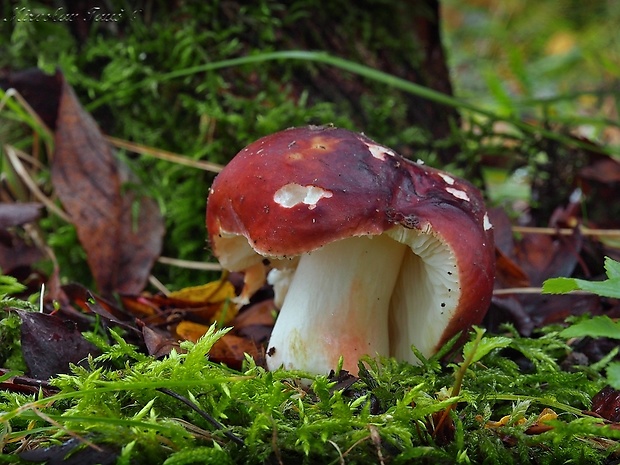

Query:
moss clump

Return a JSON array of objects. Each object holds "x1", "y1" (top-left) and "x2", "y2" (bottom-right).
[{"x1": 1, "y1": 324, "x2": 617, "y2": 464}]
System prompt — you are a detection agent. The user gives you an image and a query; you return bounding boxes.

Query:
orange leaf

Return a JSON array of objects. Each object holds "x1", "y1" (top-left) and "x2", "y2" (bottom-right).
[{"x1": 175, "y1": 320, "x2": 211, "y2": 343}]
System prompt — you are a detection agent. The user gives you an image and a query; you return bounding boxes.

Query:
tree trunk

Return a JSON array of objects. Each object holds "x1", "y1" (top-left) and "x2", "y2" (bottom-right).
[{"x1": 269, "y1": 0, "x2": 459, "y2": 164}]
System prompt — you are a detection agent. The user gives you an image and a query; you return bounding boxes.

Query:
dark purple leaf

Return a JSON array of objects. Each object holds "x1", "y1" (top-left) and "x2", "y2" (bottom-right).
[{"x1": 17, "y1": 311, "x2": 101, "y2": 380}]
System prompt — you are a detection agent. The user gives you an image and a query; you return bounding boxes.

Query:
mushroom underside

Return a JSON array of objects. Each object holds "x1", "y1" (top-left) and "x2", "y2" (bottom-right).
[{"x1": 264, "y1": 226, "x2": 460, "y2": 374}]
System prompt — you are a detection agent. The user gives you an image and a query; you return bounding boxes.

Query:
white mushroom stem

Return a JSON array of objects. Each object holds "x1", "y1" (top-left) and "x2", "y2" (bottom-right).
[{"x1": 266, "y1": 234, "x2": 407, "y2": 374}]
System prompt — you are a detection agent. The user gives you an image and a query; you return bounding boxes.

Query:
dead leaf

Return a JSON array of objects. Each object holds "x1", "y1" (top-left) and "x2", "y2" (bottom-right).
[
  {"x1": 515, "y1": 233, "x2": 581, "y2": 286},
  {"x1": 0, "y1": 68, "x2": 62, "y2": 130},
  {"x1": 234, "y1": 299, "x2": 276, "y2": 328},
  {"x1": 141, "y1": 324, "x2": 180, "y2": 358},
  {"x1": 210, "y1": 333, "x2": 265, "y2": 370},
  {"x1": 0, "y1": 203, "x2": 45, "y2": 274},
  {"x1": 168, "y1": 280, "x2": 235, "y2": 303},
  {"x1": 495, "y1": 248, "x2": 530, "y2": 288},
  {"x1": 0, "y1": 231, "x2": 45, "y2": 275},
  {"x1": 0, "y1": 202, "x2": 43, "y2": 229},
  {"x1": 233, "y1": 298, "x2": 276, "y2": 344},
  {"x1": 0, "y1": 368, "x2": 58, "y2": 396},
  {"x1": 17, "y1": 310, "x2": 101, "y2": 379},
  {"x1": 592, "y1": 386, "x2": 620, "y2": 423},
  {"x1": 169, "y1": 280, "x2": 238, "y2": 324},
  {"x1": 19, "y1": 438, "x2": 118, "y2": 465},
  {"x1": 120, "y1": 294, "x2": 164, "y2": 320},
  {"x1": 579, "y1": 157, "x2": 620, "y2": 185},
  {"x1": 51, "y1": 73, "x2": 164, "y2": 297},
  {"x1": 62, "y1": 282, "x2": 133, "y2": 323},
  {"x1": 175, "y1": 320, "x2": 211, "y2": 343}
]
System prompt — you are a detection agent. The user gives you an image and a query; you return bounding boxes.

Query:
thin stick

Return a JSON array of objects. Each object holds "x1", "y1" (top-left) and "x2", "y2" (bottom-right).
[
  {"x1": 493, "y1": 287, "x2": 592, "y2": 296},
  {"x1": 148, "y1": 274, "x2": 170, "y2": 296},
  {"x1": 156, "y1": 387, "x2": 244, "y2": 446},
  {"x1": 1, "y1": 88, "x2": 224, "y2": 173},
  {"x1": 157, "y1": 256, "x2": 222, "y2": 271},
  {"x1": 0, "y1": 88, "x2": 53, "y2": 136},
  {"x1": 3, "y1": 145, "x2": 72, "y2": 223},
  {"x1": 512, "y1": 225, "x2": 620, "y2": 237},
  {"x1": 31, "y1": 407, "x2": 103, "y2": 452},
  {"x1": 106, "y1": 136, "x2": 223, "y2": 173}
]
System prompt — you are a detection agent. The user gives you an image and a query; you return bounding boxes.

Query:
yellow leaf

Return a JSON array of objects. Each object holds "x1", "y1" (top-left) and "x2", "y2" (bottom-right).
[
  {"x1": 176, "y1": 320, "x2": 211, "y2": 343},
  {"x1": 170, "y1": 279, "x2": 239, "y2": 324},
  {"x1": 169, "y1": 280, "x2": 236, "y2": 304}
]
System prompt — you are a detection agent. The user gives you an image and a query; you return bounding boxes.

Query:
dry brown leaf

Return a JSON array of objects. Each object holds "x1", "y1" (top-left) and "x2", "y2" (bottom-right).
[{"x1": 51, "y1": 74, "x2": 164, "y2": 297}]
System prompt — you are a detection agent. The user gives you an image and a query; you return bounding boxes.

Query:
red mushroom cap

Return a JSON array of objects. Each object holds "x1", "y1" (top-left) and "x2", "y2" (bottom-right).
[{"x1": 207, "y1": 125, "x2": 495, "y2": 372}]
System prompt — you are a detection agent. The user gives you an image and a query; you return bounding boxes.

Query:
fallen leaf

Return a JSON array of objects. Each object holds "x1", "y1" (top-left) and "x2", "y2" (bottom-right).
[
  {"x1": 515, "y1": 233, "x2": 581, "y2": 287},
  {"x1": 120, "y1": 294, "x2": 163, "y2": 319},
  {"x1": 210, "y1": 333, "x2": 265, "y2": 370},
  {"x1": 169, "y1": 280, "x2": 238, "y2": 323},
  {"x1": 495, "y1": 247, "x2": 530, "y2": 288},
  {"x1": 0, "y1": 368, "x2": 58, "y2": 396},
  {"x1": 51, "y1": 73, "x2": 164, "y2": 297},
  {"x1": 175, "y1": 320, "x2": 211, "y2": 343},
  {"x1": 17, "y1": 310, "x2": 101, "y2": 379},
  {"x1": 0, "y1": 203, "x2": 45, "y2": 274},
  {"x1": 0, "y1": 202, "x2": 43, "y2": 229},
  {"x1": 233, "y1": 298, "x2": 276, "y2": 344},
  {"x1": 62, "y1": 282, "x2": 133, "y2": 323},
  {"x1": 234, "y1": 299, "x2": 276, "y2": 327},
  {"x1": 579, "y1": 157, "x2": 620, "y2": 185},
  {"x1": 141, "y1": 324, "x2": 180, "y2": 358},
  {"x1": 0, "y1": 68, "x2": 62, "y2": 130},
  {"x1": 0, "y1": 230, "x2": 45, "y2": 275},
  {"x1": 19, "y1": 438, "x2": 118, "y2": 465},
  {"x1": 591, "y1": 386, "x2": 620, "y2": 422},
  {"x1": 168, "y1": 280, "x2": 236, "y2": 303}
]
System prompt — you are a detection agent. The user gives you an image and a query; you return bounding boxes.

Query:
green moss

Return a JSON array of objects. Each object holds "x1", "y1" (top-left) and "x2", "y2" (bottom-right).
[{"x1": 0, "y1": 323, "x2": 616, "y2": 463}]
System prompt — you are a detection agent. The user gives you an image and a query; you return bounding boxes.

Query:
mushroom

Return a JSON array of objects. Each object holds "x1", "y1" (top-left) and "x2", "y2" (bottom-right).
[{"x1": 206, "y1": 126, "x2": 495, "y2": 375}]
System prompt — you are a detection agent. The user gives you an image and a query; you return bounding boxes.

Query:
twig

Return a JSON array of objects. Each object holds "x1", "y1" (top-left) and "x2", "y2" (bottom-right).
[
  {"x1": 148, "y1": 274, "x2": 171, "y2": 296},
  {"x1": 327, "y1": 440, "x2": 345, "y2": 465},
  {"x1": 157, "y1": 256, "x2": 222, "y2": 271},
  {"x1": 156, "y1": 387, "x2": 244, "y2": 446},
  {"x1": 106, "y1": 136, "x2": 224, "y2": 173},
  {"x1": 512, "y1": 225, "x2": 620, "y2": 238},
  {"x1": 493, "y1": 287, "x2": 593, "y2": 296},
  {"x1": 31, "y1": 407, "x2": 103, "y2": 452},
  {"x1": 3, "y1": 145, "x2": 72, "y2": 223},
  {"x1": 1, "y1": 88, "x2": 223, "y2": 174}
]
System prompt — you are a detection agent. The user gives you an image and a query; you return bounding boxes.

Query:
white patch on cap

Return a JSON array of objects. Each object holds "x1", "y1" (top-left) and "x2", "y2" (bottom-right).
[
  {"x1": 483, "y1": 212, "x2": 493, "y2": 231},
  {"x1": 364, "y1": 142, "x2": 395, "y2": 160},
  {"x1": 446, "y1": 187, "x2": 470, "y2": 201},
  {"x1": 274, "y1": 183, "x2": 333, "y2": 210},
  {"x1": 438, "y1": 173, "x2": 455, "y2": 185}
]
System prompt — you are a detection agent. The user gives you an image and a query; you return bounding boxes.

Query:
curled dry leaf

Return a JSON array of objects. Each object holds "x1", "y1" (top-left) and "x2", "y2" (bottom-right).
[
  {"x1": 51, "y1": 73, "x2": 164, "y2": 297},
  {"x1": 141, "y1": 324, "x2": 181, "y2": 358}
]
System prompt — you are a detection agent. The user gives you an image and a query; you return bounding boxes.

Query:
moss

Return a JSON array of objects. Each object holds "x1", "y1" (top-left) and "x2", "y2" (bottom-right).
[{"x1": 0, "y1": 324, "x2": 616, "y2": 463}]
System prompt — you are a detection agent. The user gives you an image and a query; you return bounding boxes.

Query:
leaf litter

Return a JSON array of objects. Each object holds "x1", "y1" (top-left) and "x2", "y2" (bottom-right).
[{"x1": 1, "y1": 68, "x2": 620, "y2": 463}]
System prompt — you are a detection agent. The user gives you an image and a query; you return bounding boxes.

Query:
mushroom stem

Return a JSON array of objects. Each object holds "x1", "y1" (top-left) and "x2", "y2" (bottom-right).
[{"x1": 266, "y1": 234, "x2": 407, "y2": 374}]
